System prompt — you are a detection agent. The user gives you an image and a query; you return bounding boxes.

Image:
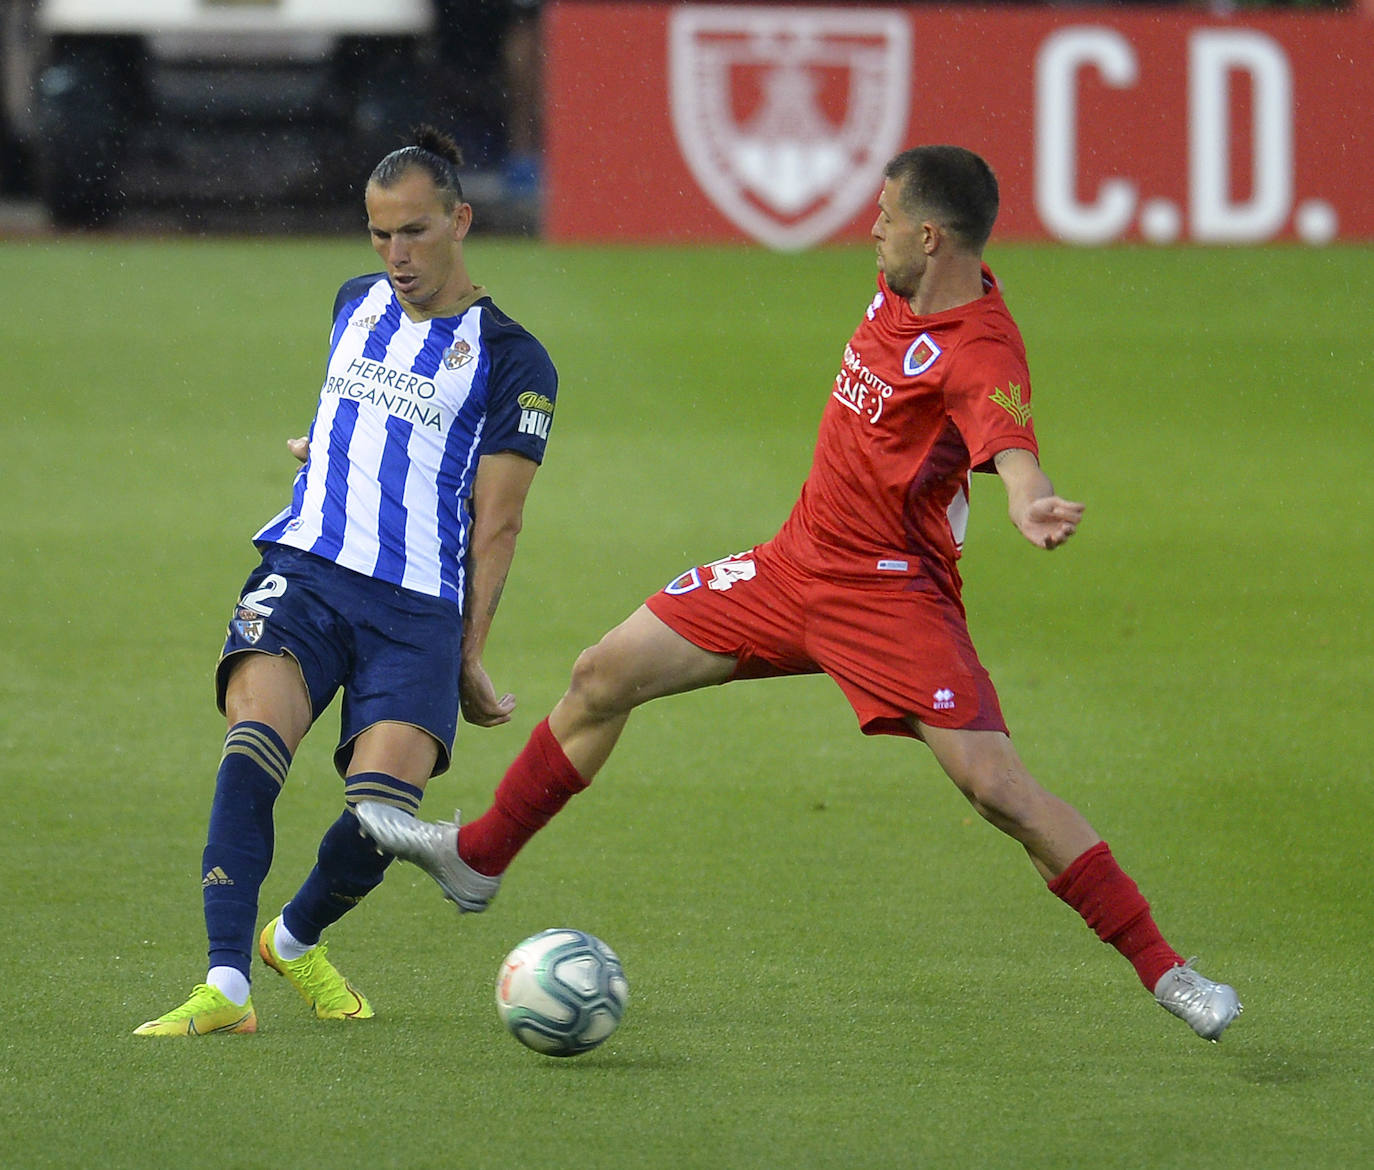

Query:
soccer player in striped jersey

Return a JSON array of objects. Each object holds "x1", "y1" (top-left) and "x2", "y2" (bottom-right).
[
  {"x1": 358, "y1": 146, "x2": 1243, "y2": 1043},
  {"x1": 135, "y1": 127, "x2": 557, "y2": 1036}
]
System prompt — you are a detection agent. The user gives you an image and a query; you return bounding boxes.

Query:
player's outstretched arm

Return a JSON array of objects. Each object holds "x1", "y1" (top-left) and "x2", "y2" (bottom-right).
[
  {"x1": 460, "y1": 451, "x2": 540, "y2": 726},
  {"x1": 994, "y1": 447, "x2": 1085, "y2": 551}
]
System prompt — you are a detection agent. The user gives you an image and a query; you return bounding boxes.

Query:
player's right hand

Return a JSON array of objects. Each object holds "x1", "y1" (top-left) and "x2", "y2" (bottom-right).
[{"x1": 288, "y1": 436, "x2": 310, "y2": 463}]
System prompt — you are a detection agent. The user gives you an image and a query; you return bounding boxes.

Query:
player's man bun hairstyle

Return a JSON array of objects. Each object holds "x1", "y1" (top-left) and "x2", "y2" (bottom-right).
[
  {"x1": 369, "y1": 124, "x2": 465, "y2": 211},
  {"x1": 884, "y1": 145, "x2": 999, "y2": 253}
]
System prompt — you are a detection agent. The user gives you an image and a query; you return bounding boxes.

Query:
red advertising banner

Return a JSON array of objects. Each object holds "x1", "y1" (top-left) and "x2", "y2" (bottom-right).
[{"x1": 545, "y1": 3, "x2": 1373, "y2": 246}]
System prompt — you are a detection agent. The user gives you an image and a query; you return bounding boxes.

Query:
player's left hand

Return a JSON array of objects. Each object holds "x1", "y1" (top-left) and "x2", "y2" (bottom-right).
[
  {"x1": 1016, "y1": 495, "x2": 1085, "y2": 550},
  {"x1": 460, "y1": 660, "x2": 517, "y2": 727}
]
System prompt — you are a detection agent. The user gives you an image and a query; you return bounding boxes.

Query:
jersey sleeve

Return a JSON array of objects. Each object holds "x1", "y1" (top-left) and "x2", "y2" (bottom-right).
[
  {"x1": 478, "y1": 320, "x2": 559, "y2": 464},
  {"x1": 333, "y1": 273, "x2": 384, "y2": 322},
  {"x1": 944, "y1": 332, "x2": 1038, "y2": 473},
  {"x1": 328, "y1": 273, "x2": 385, "y2": 352}
]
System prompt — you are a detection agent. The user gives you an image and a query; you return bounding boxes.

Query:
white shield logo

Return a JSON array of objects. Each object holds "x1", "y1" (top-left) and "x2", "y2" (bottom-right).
[{"x1": 670, "y1": 5, "x2": 911, "y2": 251}]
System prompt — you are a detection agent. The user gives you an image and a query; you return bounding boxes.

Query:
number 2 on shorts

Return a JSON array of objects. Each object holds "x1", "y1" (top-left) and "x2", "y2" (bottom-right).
[{"x1": 240, "y1": 573, "x2": 288, "y2": 615}]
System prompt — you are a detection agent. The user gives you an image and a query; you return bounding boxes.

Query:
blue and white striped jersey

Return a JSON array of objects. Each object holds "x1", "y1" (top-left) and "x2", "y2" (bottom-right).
[{"x1": 254, "y1": 274, "x2": 557, "y2": 607}]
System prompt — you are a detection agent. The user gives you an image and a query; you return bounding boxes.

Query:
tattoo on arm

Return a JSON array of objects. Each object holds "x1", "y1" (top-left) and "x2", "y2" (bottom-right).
[
  {"x1": 487, "y1": 574, "x2": 507, "y2": 618},
  {"x1": 994, "y1": 447, "x2": 1036, "y2": 468}
]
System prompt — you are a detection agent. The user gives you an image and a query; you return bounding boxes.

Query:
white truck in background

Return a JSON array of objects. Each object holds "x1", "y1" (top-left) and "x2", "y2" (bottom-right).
[{"x1": 31, "y1": 0, "x2": 434, "y2": 226}]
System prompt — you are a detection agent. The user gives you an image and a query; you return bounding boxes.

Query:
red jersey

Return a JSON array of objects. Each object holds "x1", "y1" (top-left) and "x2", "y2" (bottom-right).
[{"x1": 771, "y1": 266, "x2": 1037, "y2": 599}]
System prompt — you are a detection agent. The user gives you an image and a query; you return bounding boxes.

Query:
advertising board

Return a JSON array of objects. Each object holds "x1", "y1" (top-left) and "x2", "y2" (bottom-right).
[{"x1": 546, "y1": 3, "x2": 1372, "y2": 245}]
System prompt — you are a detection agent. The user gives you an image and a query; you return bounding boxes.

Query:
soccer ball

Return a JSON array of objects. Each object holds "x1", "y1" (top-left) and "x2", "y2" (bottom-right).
[{"x1": 495, "y1": 928, "x2": 628, "y2": 1057}]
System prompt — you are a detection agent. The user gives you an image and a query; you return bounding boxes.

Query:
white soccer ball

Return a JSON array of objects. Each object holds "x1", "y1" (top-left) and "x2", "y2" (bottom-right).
[{"x1": 495, "y1": 928, "x2": 629, "y2": 1057}]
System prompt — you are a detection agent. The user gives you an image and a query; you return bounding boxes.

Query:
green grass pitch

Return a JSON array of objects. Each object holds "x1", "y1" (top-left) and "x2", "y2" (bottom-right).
[{"x1": 0, "y1": 234, "x2": 1370, "y2": 1169}]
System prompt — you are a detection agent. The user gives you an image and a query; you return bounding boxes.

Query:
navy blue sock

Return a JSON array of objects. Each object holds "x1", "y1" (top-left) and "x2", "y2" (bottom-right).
[
  {"x1": 203, "y1": 722, "x2": 291, "y2": 977},
  {"x1": 281, "y1": 773, "x2": 424, "y2": 946}
]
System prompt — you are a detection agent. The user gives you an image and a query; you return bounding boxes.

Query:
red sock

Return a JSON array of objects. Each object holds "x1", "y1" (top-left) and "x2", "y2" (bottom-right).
[
  {"x1": 457, "y1": 718, "x2": 589, "y2": 876},
  {"x1": 1048, "y1": 841, "x2": 1183, "y2": 991}
]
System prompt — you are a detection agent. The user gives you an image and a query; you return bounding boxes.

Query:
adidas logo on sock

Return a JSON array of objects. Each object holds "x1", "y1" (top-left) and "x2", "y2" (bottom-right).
[{"x1": 202, "y1": 866, "x2": 234, "y2": 887}]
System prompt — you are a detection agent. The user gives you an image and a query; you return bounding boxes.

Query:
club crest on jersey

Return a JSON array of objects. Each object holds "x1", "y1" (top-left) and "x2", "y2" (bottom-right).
[
  {"x1": 443, "y1": 339, "x2": 474, "y2": 370},
  {"x1": 903, "y1": 333, "x2": 941, "y2": 377},
  {"x1": 668, "y1": 7, "x2": 910, "y2": 251}
]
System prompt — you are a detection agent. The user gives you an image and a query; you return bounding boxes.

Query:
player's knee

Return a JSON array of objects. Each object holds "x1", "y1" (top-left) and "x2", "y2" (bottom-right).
[
  {"x1": 941, "y1": 742, "x2": 1039, "y2": 827},
  {"x1": 565, "y1": 640, "x2": 634, "y2": 720}
]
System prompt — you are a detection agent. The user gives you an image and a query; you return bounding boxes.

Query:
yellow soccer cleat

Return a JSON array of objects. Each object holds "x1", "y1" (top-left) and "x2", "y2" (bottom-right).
[
  {"x1": 133, "y1": 984, "x2": 257, "y2": 1036},
  {"x1": 258, "y1": 916, "x2": 374, "y2": 1020}
]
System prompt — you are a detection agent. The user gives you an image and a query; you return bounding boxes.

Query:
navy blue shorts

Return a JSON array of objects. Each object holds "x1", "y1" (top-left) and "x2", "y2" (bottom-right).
[{"x1": 216, "y1": 544, "x2": 463, "y2": 777}]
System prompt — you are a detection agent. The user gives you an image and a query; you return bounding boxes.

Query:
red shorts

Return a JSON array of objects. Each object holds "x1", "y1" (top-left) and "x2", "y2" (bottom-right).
[{"x1": 644, "y1": 543, "x2": 1007, "y2": 739}]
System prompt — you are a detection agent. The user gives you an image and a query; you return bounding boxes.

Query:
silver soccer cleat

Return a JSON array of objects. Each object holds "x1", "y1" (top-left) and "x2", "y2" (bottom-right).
[
  {"x1": 1154, "y1": 959, "x2": 1243, "y2": 1041},
  {"x1": 354, "y1": 802, "x2": 501, "y2": 913}
]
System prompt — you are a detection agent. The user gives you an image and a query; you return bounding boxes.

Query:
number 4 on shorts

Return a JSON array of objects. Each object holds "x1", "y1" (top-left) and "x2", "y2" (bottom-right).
[{"x1": 706, "y1": 556, "x2": 756, "y2": 592}]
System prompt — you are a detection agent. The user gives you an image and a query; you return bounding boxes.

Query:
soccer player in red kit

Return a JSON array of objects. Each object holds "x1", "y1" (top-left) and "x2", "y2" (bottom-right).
[{"x1": 359, "y1": 146, "x2": 1242, "y2": 1041}]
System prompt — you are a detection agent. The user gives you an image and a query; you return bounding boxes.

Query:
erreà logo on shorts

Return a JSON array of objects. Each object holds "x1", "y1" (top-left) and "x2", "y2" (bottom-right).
[
  {"x1": 668, "y1": 7, "x2": 911, "y2": 251},
  {"x1": 517, "y1": 390, "x2": 554, "y2": 440},
  {"x1": 934, "y1": 688, "x2": 956, "y2": 711}
]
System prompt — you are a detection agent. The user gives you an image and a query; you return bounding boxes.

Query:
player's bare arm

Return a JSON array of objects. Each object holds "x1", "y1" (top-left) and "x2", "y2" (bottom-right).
[
  {"x1": 286, "y1": 439, "x2": 535, "y2": 723},
  {"x1": 461, "y1": 450, "x2": 540, "y2": 726},
  {"x1": 281, "y1": 438, "x2": 534, "y2": 723},
  {"x1": 993, "y1": 447, "x2": 1084, "y2": 550}
]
